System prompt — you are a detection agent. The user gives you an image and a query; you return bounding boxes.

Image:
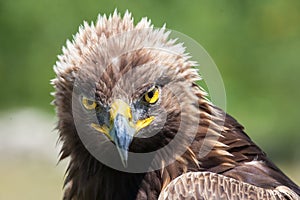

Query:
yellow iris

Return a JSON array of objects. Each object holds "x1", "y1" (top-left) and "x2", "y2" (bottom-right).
[
  {"x1": 144, "y1": 86, "x2": 159, "y2": 104},
  {"x1": 82, "y1": 97, "x2": 97, "y2": 110}
]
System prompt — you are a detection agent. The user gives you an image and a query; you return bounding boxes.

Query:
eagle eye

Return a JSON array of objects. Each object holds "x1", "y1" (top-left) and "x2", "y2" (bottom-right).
[
  {"x1": 144, "y1": 86, "x2": 159, "y2": 104},
  {"x1": 82, "y1": 96, "x2": 97, "y2": 110}
]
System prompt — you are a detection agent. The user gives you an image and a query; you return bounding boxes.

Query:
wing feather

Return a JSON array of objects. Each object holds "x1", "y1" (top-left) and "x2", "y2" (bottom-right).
[{"x1": 158, "y1": 172, "x2": 299, "y2": 200}]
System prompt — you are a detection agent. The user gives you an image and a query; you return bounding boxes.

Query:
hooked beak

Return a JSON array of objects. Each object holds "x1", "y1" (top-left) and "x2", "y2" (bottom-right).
[
  {"x1": 91, "y1": 99, "x2": 154, "y2": 167},
  {"x1": 111, "y1": 113, "x2": 135, "y2": 167}
]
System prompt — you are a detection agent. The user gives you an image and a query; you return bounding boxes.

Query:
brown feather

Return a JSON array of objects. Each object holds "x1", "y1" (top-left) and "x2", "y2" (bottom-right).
[{"x1": 159, "y1": 172, "x2": 299, "y2": 200}]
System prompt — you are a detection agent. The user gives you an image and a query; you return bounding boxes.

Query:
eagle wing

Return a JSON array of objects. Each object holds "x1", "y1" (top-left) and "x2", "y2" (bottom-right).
[
  {"x1": 158, "y1": 172, "x2": 299, "y2": 200},
  {"x1": 158, "y1": 106, "x2": 300, "y2": 200}
]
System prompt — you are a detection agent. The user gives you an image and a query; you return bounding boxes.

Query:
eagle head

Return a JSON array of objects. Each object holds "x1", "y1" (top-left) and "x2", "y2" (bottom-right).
[{"x1": 52, "y1": 10, "x2": 203, "y2": 171}]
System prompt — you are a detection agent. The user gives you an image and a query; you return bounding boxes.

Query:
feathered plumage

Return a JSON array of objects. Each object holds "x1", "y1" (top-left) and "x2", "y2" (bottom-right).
[{"x1": 52, "y1": 10, "x2": 300, "y2": 200}]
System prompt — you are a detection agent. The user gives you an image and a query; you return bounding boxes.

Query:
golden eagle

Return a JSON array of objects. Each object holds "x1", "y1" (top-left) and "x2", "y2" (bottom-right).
[{"x1": 52, "y1": 11, "x2": 300, "y2": 199}]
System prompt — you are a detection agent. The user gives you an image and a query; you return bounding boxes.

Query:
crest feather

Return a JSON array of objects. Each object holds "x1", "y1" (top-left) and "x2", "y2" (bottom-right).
[{"x1": 53, "y1": 10, "x2": 191, "y2": 77}]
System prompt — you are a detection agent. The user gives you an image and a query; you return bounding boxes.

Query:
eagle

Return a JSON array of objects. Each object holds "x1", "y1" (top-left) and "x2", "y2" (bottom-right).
[{"x1": 52, "y1": 10, "x2": 300, "y2": 200}]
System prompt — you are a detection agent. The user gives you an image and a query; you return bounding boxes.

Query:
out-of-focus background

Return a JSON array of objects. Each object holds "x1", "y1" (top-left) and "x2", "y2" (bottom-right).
[{"x1": 0, "y1": 1, "x2": 299, "y2": 199}]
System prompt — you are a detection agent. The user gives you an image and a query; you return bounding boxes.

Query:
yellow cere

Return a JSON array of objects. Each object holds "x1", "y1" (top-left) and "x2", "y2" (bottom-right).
[
  {"x1": 82, "y1": 97, "x2": 97, "y2": 110},
  {"x1": 91, "y1": 123, "x2": 111, "y2": 140},
  {"x1": 92, "y1": 99, "x2": 155, "y2": 139},
  {"x1": 110, "y1": 99, "x2": 132, "y2": 121},
  {"x1": 135, "y1": 116, "x2": 155, "y2": 132},
  {"x1": 145, "y1": 87, "x2": 159, "y2": 104}
]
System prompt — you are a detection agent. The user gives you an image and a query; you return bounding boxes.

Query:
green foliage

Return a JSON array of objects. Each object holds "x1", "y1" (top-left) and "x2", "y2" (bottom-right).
[{"x1": 0, "y1": 0, "x2": 300, "y2": 161}]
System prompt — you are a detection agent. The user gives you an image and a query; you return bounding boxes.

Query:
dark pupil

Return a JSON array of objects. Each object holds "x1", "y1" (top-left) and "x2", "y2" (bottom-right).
[
  {"x1": 147, "y1": 90, "x2": 154, "y2": 98},
  {"x1": 87, "y1": 99, "x2": 94, "y2": 105}
]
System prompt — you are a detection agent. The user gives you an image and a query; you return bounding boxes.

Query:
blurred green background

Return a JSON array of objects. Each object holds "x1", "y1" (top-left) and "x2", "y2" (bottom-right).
[{"x1": 0, "y1": 0, "x2": 299, "y2": 199}]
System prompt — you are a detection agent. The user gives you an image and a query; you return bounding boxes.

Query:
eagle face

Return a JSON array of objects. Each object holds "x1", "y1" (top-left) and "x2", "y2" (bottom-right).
[
  {"x1": 72, "y1": 62, "x2": 178, "y2": 167},
  {"x1": 54, "y1": 19, "x2": 201, "y2": 171}
]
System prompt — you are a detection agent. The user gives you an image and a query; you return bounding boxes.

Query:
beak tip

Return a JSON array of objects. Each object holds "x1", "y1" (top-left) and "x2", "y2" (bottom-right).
[
  {"x1": 121, "y1": 159, "x2": 128, "y2": 168},
  {"x1": 117, "y1": 147, "x2": 129, "y2": 168}
]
